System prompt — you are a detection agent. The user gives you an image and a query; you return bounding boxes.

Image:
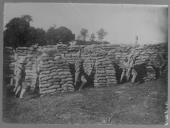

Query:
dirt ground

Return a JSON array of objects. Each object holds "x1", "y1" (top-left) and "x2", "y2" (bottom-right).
[{"x1": 3, "y1": 77, "x2": 167, "y2": 124}]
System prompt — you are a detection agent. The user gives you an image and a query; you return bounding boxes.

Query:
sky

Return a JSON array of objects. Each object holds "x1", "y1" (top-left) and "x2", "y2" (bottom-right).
[{"x1": 4, "y1": 3, "x2": 168, "y2": 44}]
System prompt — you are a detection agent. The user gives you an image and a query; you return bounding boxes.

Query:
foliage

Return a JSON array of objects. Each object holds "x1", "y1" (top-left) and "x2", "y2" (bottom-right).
[
  {"x1": 4, "y1": 15, "x2": 110, "y2": 48},
  {"x1": 4, "y1": 15, "x2": 33, "y2": 48},
  {"x1": 80, "y1": 28, "x2": 88, "y2": 41},
  {"x1": 28, "y1": 27, "x2": 47, "y2": 46},
  {"x1": 97, "y1": 28, "x2": 107, "y2": 41},
  {"x1": 89, "y1": 33, "x2": 96, "y2": 41},
  {"x1": 46, "y1": 26, "x2": 75, "y2": 45}
]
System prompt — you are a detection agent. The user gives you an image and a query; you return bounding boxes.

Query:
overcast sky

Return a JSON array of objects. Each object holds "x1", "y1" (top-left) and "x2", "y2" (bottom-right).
[{"x1": 4, "y1": 3, "x2": 168, "y2": 44}]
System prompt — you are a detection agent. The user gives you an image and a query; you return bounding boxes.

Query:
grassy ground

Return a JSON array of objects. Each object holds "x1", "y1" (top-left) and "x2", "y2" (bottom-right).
[{"x1": 3, "y1": 77, "x2": 167, "y2": 124}]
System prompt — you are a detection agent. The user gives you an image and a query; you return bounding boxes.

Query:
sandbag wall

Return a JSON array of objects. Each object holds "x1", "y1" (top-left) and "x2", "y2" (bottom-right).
[{"x1": 3, "y1": 43, "x2": 167, "y2": 94}]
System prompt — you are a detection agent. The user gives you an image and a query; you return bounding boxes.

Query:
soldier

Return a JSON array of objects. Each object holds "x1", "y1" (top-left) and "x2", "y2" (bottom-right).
[
  {"x1": 74, "y1": 47, "x2": 88, "y2": 91},
  {"x1": 120, "y1": 52, "x2": 138, "y2": 83},
  {"x1": 13, "y1": 57, "x2": 27, "y2": 98},
  {"x1": 79, "y1": 60, "x2": 96, "y2": 91},
  {"x1": 32, "y1": 54, "x2": 41, "y2": 94},
  {"x1": 74, "y1": 57, "x2": 86, "y2": 90},
  {"x1": 128, "y1": 55, "x2": 138, "y2": 83},
  {"x1": 158, "y1": 52, "x2": 167, "y2": 76},
  {"x1": 120, "y1": 57, "x2": 129, "y2": 82},
  {"x1": 131, "y1": 67, "x2": 138, "y2": 83}
]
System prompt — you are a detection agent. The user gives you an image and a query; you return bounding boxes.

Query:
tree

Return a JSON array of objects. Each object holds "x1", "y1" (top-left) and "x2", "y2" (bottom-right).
[
  {"x1": 80, "y1": 28, "x2": 88, "y2": 41},
  {"x1": 97, "y1": 28, "x2": 107, "y2": 42},
  {"x1": 21, "y1": 15, "x2": 32, "y2": 23},
  {"x1": 4, "y1": 15, "x2": 33, "y2": 48},
  {"x1": 90, "y1": 33, "x2": 96, "y2": 41},
  {"x1": 28, "y1": 27, "x2": 47, "y2": 46},
  {"x1": 46, "y1": 26, "x2": 75, "y2": 45},
  {"x1": 76, "y1": 34, "x2": 82, "y2": 41}
]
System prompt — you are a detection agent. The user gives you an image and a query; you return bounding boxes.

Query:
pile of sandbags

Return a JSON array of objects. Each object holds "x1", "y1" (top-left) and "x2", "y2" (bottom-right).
[
  {"x1": 94, "y1": 57, "x2": 107, "y2": 87},
  {"x1": 39, "y1": 54, "x2": 74, "y2": 95},
  {"x1": 94, "y1": 56, "x2": 117, "y2": 87},
  {"x1": 3, "y1": 47, "x2": 15, "y2": 85},
  {"x1": 4, "y1": 47, "x2": 15, "y2": 72},
  {"x1": 68, "y1": 45, "x2": 80, "y2": 53},
  {"x1": 104, "y1": 58, "x2": 117, "y2": 86},
  {"x1": 16, "y1": 47, "x2": 36, "y2": 57},
  {"x1": 39, "y1": 55, "x2": 60, "y2": 94},
  {"x1": 55, "y1": 57, "x2": 74, "y2": 92}
]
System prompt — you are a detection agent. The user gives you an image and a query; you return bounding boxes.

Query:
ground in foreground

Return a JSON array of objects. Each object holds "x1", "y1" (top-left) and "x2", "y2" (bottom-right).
[{"x1": 3, "y1": 78, "x2": 167, "y2": 124}]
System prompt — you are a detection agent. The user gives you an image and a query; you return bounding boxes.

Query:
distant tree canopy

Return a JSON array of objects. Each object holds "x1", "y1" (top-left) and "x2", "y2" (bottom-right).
[
  {"x1": 80, "y1": 28, "x2": 88, "y2": 41},
  {"x1": 97, "y1": 28, "x2": 107, "y2": 41},
  {"x1": 4, "y1": 15, "x2": 33, "y2": 48},
  {"x1": 4, "y1": 15, "x2": 110, "y2": 48},
  {"x1": 46, "y1": 26, "x2": 75, "y2": 45},
  {"x1": 28, "y1": 27, "x2": 47, "y2": 46},
  {"x1": 4, "y1": 15, "x2": 75, "y2": 48},
  {"x1": 90, "y1": 33, "x2": 96, "y2": 41}
]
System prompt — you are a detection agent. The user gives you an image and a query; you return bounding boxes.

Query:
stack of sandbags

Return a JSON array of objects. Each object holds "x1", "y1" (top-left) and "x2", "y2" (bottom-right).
[
  {"x1": 4, "y1": 47, "x2": 15, "y2": 72},
  {"x1": 104, "y1": 58, "x2": 117, "y2": 86},
  {"x1": 68, "y1": 45, "x2": 80, "y2": 53},
  {"x1": 16, "y1": 47, "x2": 35, "y2": 57},
  {"x1": 3, "y1": 47, "x2": 15, "y2": 85},
  {"x1": 102, "y1": 44, "x2": 120, "y2": 51},
  {"x1": 38, "y1": 53, "x2": 74, "y2": 95},
  {"x1": 94, "y1": 57, "x2": 107, "y2": 87},
  {"x1": 39, "y1": 54, "x2": 59, "y2": 94},
  {"x1": 55, "y1": 58, "x2": 74, "y2": 92}
]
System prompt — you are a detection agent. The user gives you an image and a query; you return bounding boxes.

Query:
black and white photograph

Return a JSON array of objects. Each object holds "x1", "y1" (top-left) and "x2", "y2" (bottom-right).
[{"x1": 2, "y1": 3, "x2": 168, "y2": 124}]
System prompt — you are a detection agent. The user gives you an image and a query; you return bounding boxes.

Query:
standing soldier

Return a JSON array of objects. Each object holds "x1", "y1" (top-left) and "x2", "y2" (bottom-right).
[
  {"x1": 13, "y1": 57, "x2": 27, "y2": 98},
  {"x1": 158, "y1": 52, "x2": 167, "y2": 76},
  {"x1": 120, "y1": 51, "x2": 138, "y2": 83},
  {"x1": 120, "y1": 57, "x2": 129, "y2": 82},
  {"x1": 32, "y1": 53, "x2": 41, "y2": 94},
  {"x1": 74, "y1": 47, "x2": 88, "y2": 91},
  {"x1": 10, "y1": 50, "x2": 18, "y2": 87}
]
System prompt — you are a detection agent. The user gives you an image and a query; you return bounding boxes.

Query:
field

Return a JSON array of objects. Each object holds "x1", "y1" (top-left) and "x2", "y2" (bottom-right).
[{"x1": 3, "y1": 76, "x2": 167, "y2": 124}]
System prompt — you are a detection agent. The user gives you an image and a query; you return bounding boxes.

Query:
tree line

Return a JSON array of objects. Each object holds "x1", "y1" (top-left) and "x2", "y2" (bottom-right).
[{"x1": 4, "y1": 15, "x2": 108, "y2": 49}]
